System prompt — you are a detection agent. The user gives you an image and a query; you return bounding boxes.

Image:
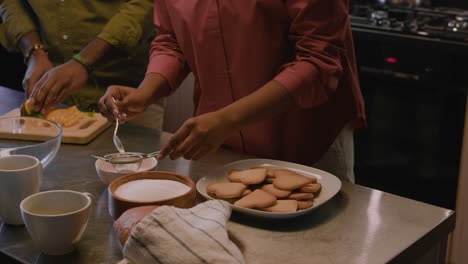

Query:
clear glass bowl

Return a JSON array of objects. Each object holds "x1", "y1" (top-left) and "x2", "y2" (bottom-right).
[{"x1": 0, "y1": 117, "x2": 62, "y2": 168}]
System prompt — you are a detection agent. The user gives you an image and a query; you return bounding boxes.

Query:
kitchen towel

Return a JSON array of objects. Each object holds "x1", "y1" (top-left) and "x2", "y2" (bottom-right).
[{"x1": 119, "y1": 200, "x2": 245, "y2": 264}]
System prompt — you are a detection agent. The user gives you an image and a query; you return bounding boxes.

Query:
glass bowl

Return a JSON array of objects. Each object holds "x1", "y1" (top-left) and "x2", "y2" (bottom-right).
[{"x1": 0, "y1": 116, "x2": 62, "y2": 168}]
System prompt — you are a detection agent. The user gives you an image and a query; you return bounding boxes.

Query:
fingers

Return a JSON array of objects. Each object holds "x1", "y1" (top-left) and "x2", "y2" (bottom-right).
[
  {"x1": 23, "y1": 75, "x2": 39, "y2": 98},
  {"x1": 98, "y1": 85, "x2": 126, "y2": 122},
  {"x1": 30, "y1": 75, "x2": 54, "y2": 112},
  {"x1": 157, "y1": 125, "x2": 191, "y2": 160},
  {"x1": 171, "y1": 133, "x2": 199, "y2": 160},
  {"x1": 43, "y1": 83, "x2": 71, "y2": 114},
  {"x1": 98, "y1": 96, "x2": 118, "y2": 123},
  {"x1": 42, "y1": 82, "x2": 67, "y2": 114}
]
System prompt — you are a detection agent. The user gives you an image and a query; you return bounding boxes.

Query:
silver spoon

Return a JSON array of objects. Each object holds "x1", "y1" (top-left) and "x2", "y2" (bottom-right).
[{"x1": 112, "y1": 97, "x2": 125, "y2": 154}]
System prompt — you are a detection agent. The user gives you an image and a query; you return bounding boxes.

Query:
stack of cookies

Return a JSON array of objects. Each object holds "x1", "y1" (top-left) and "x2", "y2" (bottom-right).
[{"x1": 206, "y1": 167, "x2": 321, "y2": 213}]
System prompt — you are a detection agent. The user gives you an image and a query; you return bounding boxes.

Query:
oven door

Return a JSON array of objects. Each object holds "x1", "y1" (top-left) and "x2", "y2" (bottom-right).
[{"x1": 353, "y1": 41, "x2": 467, "y2": 210}]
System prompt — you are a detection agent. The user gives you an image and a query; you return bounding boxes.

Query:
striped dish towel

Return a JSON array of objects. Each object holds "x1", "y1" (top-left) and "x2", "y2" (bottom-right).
[{"x1": 119, "y1": 200, "x2": 245, "y2": 264}]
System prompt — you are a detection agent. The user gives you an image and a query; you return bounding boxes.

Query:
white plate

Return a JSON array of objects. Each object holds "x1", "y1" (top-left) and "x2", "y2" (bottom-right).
[{"x1": 196, "y1": 159, "x2": 342, "y2": 219}]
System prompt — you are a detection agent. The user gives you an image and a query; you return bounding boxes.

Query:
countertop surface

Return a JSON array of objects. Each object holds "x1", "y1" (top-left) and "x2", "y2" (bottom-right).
[{"x1": 0, "y1": 86, "x2": 455, "y2": 264}]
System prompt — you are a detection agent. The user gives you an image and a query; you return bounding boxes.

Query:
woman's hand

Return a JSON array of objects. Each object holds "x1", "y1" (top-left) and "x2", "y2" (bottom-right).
[
  {"x1": 98, "y1": 85, "x2": 154, "y2": 123},
  {"x1": 22, "y1": 49, "x2": 53, "y2": 98},
  {"x1": 158, "y1": 110, "x2": 239, "y2": 161},
  {"x1": 30, "y1": 59, "x2": 89, "y2": 114},
  {"x1": 99, "y1": 73, "x2": 170, "y2": 123}
]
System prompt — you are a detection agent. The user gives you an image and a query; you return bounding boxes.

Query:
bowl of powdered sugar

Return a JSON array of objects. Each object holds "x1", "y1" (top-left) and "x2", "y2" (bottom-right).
[{"x1": 108, "y1": 171, "x2": 196, "y2": 220}]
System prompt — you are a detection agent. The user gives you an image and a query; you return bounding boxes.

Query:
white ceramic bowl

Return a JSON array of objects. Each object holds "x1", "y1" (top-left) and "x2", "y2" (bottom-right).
[{"x1": 95, "y1": 156, "x2": 158, "y2": 185}]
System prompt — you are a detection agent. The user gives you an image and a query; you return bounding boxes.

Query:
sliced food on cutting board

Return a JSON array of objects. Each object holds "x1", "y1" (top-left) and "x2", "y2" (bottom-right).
[{"x1": 1, "y1": 107, "x2": 110, "y2": 144}]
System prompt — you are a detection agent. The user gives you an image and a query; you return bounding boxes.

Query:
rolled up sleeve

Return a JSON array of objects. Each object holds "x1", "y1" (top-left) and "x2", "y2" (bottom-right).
[
  {"x1": 273, "y1": 0, "x2": 348, "y2": 109},
  {"x1": 0, "y1": 0, "x2": 38, "y2": 52},
  {"x1": 146, "y1": 0, "x2": 189, "y2": 93},
  {"x1": 98, "y1": 0, "x2": 154, "y2": 54}
]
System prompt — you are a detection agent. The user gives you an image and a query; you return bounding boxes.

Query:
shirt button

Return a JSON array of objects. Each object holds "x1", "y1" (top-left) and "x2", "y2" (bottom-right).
[{"x1": 62, "y1": 34, "x2": 68, "y2": 40}]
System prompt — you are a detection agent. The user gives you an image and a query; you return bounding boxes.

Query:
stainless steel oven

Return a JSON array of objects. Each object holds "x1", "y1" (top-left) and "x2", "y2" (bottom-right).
[{"x1": 351, "y1": 25, "x2": 468, "y2": 209}]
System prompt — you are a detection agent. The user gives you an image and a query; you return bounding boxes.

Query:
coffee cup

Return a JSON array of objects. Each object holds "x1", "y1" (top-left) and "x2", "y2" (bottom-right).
[
  {"x1": 0, "y1": 155, "x2": 42, "y2": 225},
  {"x1": 20, "y1": 190, "x2": 93, "y2": 255}
]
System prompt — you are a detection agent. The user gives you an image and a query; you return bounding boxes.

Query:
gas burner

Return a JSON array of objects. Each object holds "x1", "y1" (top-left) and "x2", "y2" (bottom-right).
[
  {"x1": 447, "y1": 15, "x2": 468, "y2": 31},
  {"x1": 350, "y1": 5, "x2": 468, "y2": 42},
  {"x1": 370, "y1": 10, "x2": 391, "y2": 26}
]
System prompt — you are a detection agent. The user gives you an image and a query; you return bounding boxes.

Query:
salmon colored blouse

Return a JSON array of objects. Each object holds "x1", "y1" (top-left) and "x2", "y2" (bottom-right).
[{"x1": 147, "y1": 0, "x2": 366, "y2": 165}]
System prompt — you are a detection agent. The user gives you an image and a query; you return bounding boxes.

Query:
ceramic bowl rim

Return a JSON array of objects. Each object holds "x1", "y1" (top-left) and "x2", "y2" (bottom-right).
[
  {"x1": 108, "y1": 171, "x2": 196, "y2": 204},
  {"x1": 95, "y1": 156, "x2": 158, "y2": 173}
]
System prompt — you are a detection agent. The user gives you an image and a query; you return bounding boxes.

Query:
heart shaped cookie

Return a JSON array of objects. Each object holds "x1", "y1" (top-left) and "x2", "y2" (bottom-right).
[
  {"x1": 261, "y1": 200, "x2": 298, "y2": 213},
  {"x1": 234, "y1": 189, "x2": 276, "y2": 209},
  {"x1": 228, "y1": 168, "x2": 267, "y2": 185},
  {"x1": 261, "y1": 184, "x2": 291, "y2": 198},
  {"x1": 272, "y1": 169, "x2": 316, "y2": 191},
  {"x1": 207, "y1": 182, "x2": 247, "y2": 198}
]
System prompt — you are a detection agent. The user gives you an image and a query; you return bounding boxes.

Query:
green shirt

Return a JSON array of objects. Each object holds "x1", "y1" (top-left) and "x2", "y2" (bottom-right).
[{"x1": 0, "y1": 0, "x2": 155, "y2": 111}]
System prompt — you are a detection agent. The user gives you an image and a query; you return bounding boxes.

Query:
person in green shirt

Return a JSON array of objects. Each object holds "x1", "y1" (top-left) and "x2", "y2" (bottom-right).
[{"x1": 0, "y1": 0, "x2": 164, "y2": 129}]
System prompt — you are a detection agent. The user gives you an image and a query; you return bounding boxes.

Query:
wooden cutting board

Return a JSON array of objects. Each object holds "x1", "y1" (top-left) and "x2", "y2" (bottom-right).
[{"x1": 1, "y1": 108, "x2": 111, "y2": 144}]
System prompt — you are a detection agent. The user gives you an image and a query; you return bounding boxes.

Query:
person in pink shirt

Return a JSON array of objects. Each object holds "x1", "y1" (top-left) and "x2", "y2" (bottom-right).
[{"x1": 98, "y1": 0, "x2": 366, "y2": 182}]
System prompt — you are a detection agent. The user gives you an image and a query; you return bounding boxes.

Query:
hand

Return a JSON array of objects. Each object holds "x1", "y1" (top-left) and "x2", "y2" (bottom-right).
[
  {"x1": 22, "y1": 50, "x2": 53, "y2": 97},
  {"x1": 158, "y1": 111, "x2": 238, "y2": 161},
  {"x1": 113, "y1": 205, "x2": 159, "y2": 246},
  {"x1": 30, "y1": 59, "x2": 89, "y2": 114},
  {"x1": 98, "y1": 85, "x2": 154, "y2": 123}
]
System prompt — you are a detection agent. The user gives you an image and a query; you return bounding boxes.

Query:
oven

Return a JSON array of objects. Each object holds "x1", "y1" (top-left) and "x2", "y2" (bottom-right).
[{"x1": 350, "y1": 2, "x2": 468, "y2": 210}]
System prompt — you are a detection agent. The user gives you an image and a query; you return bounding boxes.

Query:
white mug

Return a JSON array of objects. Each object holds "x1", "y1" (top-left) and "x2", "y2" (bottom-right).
[
  {"x1": 20, "y1": 190, "x2": 93, "y2": 255},
  {"x1": 0, "y1": 155, "x2": 42, "y2": 225}
]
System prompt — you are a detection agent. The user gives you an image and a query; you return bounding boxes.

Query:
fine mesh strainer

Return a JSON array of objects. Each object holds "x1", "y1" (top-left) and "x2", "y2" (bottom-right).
[{"x1": 92, "y1": 151, "x2": 159, "y2": 172}]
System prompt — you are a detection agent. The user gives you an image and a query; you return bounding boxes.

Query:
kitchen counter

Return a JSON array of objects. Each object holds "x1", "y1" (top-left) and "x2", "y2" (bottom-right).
[{"x1": 0, "y1": 86, "x2": 455, "y2": 264}]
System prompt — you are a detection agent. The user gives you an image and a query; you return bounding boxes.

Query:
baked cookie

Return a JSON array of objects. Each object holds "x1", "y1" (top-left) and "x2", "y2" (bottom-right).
[
  {"x1": 228, "y1": 168, "x2": 268, "y2": 185},
  {"x1": 297, "y1": 200, "x2": 314, "y2": 210},
  {"x1": 298, "y1": 183, "x2": 322, "y2": 193},
  {"x1": 207, "y1": 182, "x2": 247, "y2": 198},
  {"x1": 288, "y1": 192, "x2": 314, "y2": 200},
  {"x1": 241, "y1": 189, "x2": 252, "y2": 197},
  {"x1": 250, "y1": 166, "x2": 275, "y2": 177},
  {"x1": 261, "y1": 184, "x2": 292, "y2": 198},
  {"x1": 261, "y1": 200, "x2": 298, "y2": 213},
  {"x1": 272, "y1": 169, "x2": 316, "y2": 191},
  {"x1": 234, "y1": 189, "x2": 276, "y2": 209},
  {"x1": 227, "y1": 169, "x2": 242, "y2": 182}
]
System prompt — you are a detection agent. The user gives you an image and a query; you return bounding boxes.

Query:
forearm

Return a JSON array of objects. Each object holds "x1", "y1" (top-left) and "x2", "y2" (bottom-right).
[
  {"x1": 137, "y1": 72, "x2": 171, "y2": 104},
  {"x1": 77, "y1": 38, "x2": 115, "y2": 68},
  {"x1": 220, "y1": 80, "x2": 297, "y2": 130}
]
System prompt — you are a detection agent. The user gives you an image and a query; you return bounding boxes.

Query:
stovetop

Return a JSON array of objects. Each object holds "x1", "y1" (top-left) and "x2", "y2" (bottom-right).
[{"x1": 350, "y1": 5, "x2": 468, "y2": 42}]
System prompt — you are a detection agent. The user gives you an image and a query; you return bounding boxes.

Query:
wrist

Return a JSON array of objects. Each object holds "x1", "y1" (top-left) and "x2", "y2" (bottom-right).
[
  {"x1": 138, "y1": 73, "x2": 171, "y2": 101},
  {"x1": 217, "y1": 107, "x2": 243, "y2": 132},
  {"x1": 23, "y1": 43, "x2": 48, "y2": 65},
  {"x1": 28, "y1": 49, "x2": 48, "y2": 61},
  {"x1": 72, "y1": 54, "x2": 93, "y2": 74}
]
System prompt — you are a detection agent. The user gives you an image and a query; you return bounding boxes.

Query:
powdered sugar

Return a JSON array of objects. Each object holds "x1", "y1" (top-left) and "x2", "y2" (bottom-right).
[{"x1": 115, "y1": 179, "x2": 190, "y2": 202}]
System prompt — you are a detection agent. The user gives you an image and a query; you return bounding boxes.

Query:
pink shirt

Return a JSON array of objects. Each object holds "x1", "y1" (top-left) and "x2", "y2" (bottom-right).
[{"x1": 147, "y1": 0, "x2": 366, "y2": 165}]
